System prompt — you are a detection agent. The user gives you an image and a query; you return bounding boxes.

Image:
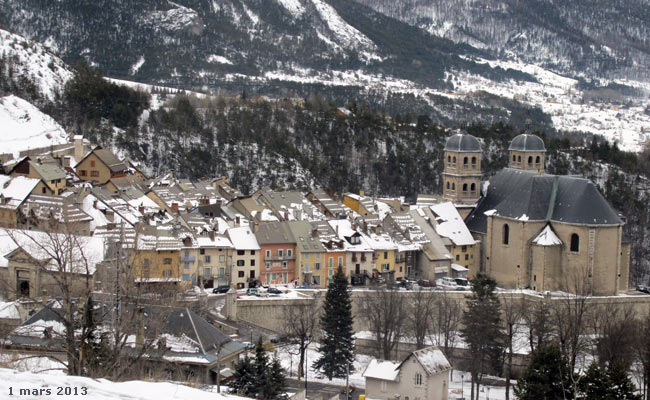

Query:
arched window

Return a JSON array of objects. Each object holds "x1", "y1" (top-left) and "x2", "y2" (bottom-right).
[
  {"x1": 452, "y1": 183, "x2": 455, "y2": 191},
  {"x1": 470, "y1": 183, "x2": 476, "y2": 192},
  {"x1": 518, "y1": 155, "x2": 521, "y2": 162},
  {"x1": 512, "y1": 155, "x2": 516, "y2": 162},
  {"x1": 453, "y1": 156, "x2": 456, "y2": 164},
  {"x1": 463, "y1": 157, "x2": 468, "y2": 166},
  {"x1": 503, "y1": 224, "x2": 509, "y2": 245},
  {"x1": 528, "y1": 156, "x2": 533, "y2": 166},
  {"x1": 448, "y1": 155, "x2": 451, "y2": 163},
  {"x1": 570, "y1": 233, "x2": 579, "y2": 252},
  {"x1": 446, "y1": 181, "x2": 450, "y2": 190},
  {"x1": 536, "y1": 156, "x2": 541, "y2": 165},
  {"x1": 462, "y1": 183, "x2": 468, "y2": 192},
  {"x1": 471, "y1": 156, "x2": 477, "y2": 166}
]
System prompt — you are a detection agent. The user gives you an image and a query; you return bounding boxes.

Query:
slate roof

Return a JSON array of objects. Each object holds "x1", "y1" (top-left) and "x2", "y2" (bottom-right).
[
  {"x1": 444, "y1": 134, "x2": 482, "y2": 153},
  {"x1": 466, "y1": 169, "x2": 623, "y2": 234},
  {"x1": 509, "y1": 134, "x2": 546, "y2": 152},
  {"x1": 94, "y1": 149, "x2": 128, "y2": 174},
  {"x1": 30, "y1": 160, "x2": 67, "y2": 181}
]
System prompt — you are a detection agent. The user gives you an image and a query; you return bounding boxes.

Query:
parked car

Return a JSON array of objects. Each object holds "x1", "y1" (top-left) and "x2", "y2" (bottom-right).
[
  {"x1": 242, "y1": 341, "x2": 255, "y2": 350},
  {"x1": 435, "y1": 277, "x2": 458, "y2": 289},
  {"x1": 636, "y1": 285, "x2": 650, "y2": 294},
  {"x1": 212, "y1": 285, "x2": 230, "y2": 294},
  {"x1": 267, "y1": 287, "x2": 282, "y2": 295},
  {"x1": 454, "y1": 278, "x2": 471, "y2": 290},
  {"x1": 417, "y1": 279, "x2": 435, "y2": 288},
  {"x1": 246, "y1": 288, "x2": 259, "y2": 296}
]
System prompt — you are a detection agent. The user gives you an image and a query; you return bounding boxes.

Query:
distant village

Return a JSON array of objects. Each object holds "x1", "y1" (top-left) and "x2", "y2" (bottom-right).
[{"x1": 0, "y1": 131, "x2": 635, "y2": 398}]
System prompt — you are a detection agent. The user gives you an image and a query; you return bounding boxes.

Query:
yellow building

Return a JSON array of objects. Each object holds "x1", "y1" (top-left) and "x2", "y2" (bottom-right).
[
  {"x1": 75, "y1": 147, "x2": 128, "y2": 184},
  {"x1": 131, "y1": 228, "x2": 182, "y2": 286},
  {"x1": 9, "y1": 157, "x2": 66, "y2": 195}
]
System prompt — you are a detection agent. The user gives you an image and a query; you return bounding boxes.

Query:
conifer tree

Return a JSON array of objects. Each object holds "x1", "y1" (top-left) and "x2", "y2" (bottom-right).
[
  {"x1": 514, "y1": 344, "x2": 573, "y2": 400},
  {"x1": 313, "y1": 266, "x2": 354, "y2": 380},
  {"x1": 231, "y1": 356, "x2": 256, "y2": 396},
  {"x1": 231, "y1": 337, "x2": 287, "y2": 399},
  {"x1": 579, "y1": 363, "x2": 640, "y2": 400}
]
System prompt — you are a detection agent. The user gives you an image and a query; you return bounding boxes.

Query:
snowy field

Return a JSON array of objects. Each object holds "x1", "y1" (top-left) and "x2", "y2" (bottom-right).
[{"x1": 0, "y1": 368, "x2": 249, "y2": 400}]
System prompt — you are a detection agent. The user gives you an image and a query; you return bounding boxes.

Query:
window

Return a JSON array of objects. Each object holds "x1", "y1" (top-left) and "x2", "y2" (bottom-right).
[
  {"x1": 250, "y1": 250, "x2": 255, "y2": 255},
  {"x1": 278, "y1": 249, "x2": 284, "y2": 257},
  {"x1": 184, "y1": 263, "x2": 189, "y2": 270},
  {"x1": 250, "y1": 259, "x2": 255, "y2": 266},
  {"x1": 200, "y1": 249, "x2": 205, "y2": 255},
  {"x1": 503, "y1": 224, "x2": 509, "y2": 245},
  {"x1": 238, "y1": 271, "x2": 244, "y2": 278},
  {"x1": 338, "y1": 256, "x2": 343, "y2": 267},
  {"x1": 380, "y1": 381, "x2": 387, "y2": 392},
  {"x1": 91, "y1": 170, "x2": 99, "y2": 177},
  {"x1": 471, "y1": 156, "x2": 477, "y2": 166},
  {"x1": 315, "y1": 262, "x2": 321, "y2": 270},
  {"x1": 465, "y1": 254, "x2": 469, "y2": 260},
  {"x1": 316, "y1": 253, "x2": 320, "y2": 259},
  {"x1": 415, "y1": 372, "x2": 423, "y2": 385},
  {"x1": 237, "y1": 250, "x2": 245, "y2": 256},
  {"x1": 462, "y1": 183, "x2": 468, "y2": 192},
  {"x1": 265, "y1": 262, "x2": 271, "y2": 270},
  {"x1": 182, "y1": 274, "x2": 190, "y2": 281},
  {"x1": 518, "y1": 155, "x2": 521, "y2": 162},
  {"x1": 237, "y1": 260, "x2": 245, "y2": 266},
  {"x1": 463, "y1": 157, "x2": 468, "y2": 166},
  {"x1": 471, "y1": 183, "x2": 476, "y2": 192},
  {"x1": 163, "y1": 270, "x2": 172, "y2": 277},
  {"x1": 456, "y1": 254, "x2": 460, "y2": 261},
  {"x1": 461, "y1": 246, "x2": 467, "y2": 252},
  {"x1": 204, "y1": 267, "x2": 211, "y2": 277},
  {"x1": 452, "y1": 183, "x2": 455, "y2": 191},
  {"x1": 282, "y1": 261, "x2": 288, "y2": 269},
  {"x1": 305, "y1": 262, "x2": 310, "y2": 271},
  {"x1": 80, "y1": 170, "x2": 87, "y2": 176},
  {"x1": 453, "y1": 156, "x2": 456, "y2": 163},
  {"x1": 304, "y1": 253, "x2": 310, "y2": 259},
  {"x1": 287, "y1": 249, "x2": 293, "y2": 257},
  {"x1": 570, "y1": 233, "x2": 580, "y2": 252},
  {"x1": 204, "y1": 255, "x2": 211, "y2": 263},
  {"x1": 446, "y1": 182, "x2": 450, "y2": 190},
  {"x1": 163, "y1": 258, "x2": 172, "y2": 265},
  {"x1": 528, "y1": 156, "x2": 533, "y2": 166},
  {"x1": 447, "y1": 155, "x2": 451, "y2": 163},
  {"x1": 265, "y1": 250, "x2": 271, "y2": 258},
  {"x1": 384, "y1": 251, "x2": 388, "y2": 259},
  {"x1": 42, "y1": 187, "x2": 47, "y2": 194},
  {"x1": 512, "y1": 155, "x2": 516, "y2": 162},
  {"x1": 219, "y1": 255, "x2": 225, "y2": 262},
  {"x1": 329, "y1": 258, "x2": 334, "y2": 268},
  {"x1": 381, "y1": 263, "x2": 390, "y2": 272},
  {"x1": 250, "y1": 271, "x2": 255, "y2": 278},
  {"x1": 536, "y1": 155, "x2": 541, "y2": 165}
]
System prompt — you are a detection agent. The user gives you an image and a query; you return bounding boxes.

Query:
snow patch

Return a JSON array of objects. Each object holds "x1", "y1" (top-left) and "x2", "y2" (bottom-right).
[
  {"x1": 276, "y1": 0, "x2": 305, "y2": 18},
  {"x1": 129, "y1": 56, "x2": 145, "y2": 75},
  {"x1": 207, "y1": 55, "x2": 233, "y2": 65}
]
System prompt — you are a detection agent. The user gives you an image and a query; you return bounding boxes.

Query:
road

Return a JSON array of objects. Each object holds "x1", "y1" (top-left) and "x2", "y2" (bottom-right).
[{"x1": 285, "y1": 378, "x2": 363, "y2": 400}]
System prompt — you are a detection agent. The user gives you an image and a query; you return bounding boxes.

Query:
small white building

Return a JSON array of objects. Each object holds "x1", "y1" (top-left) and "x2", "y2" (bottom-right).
[{"x1": 363, "y1": 346, "x2": 451, "y2": 400}]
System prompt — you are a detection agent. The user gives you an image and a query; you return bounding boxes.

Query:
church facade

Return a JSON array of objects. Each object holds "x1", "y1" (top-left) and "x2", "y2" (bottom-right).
[{"x1": 448, "y1": 133, "x2": 629, "y2": 296}]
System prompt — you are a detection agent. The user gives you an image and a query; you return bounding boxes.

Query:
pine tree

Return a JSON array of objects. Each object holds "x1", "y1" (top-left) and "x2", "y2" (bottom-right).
[
  {"x1": 460, "y1": 273, "x2": 504, "y2": 400},
  {"x1": 514, "y1": 345, "x2": 573, "y2": 400},
  {"x1": 579, "y1": 363, "x2": 640, "y2": 400},
  {"x1": 313, "y1": 266, "x2": 354, "y2": 380},
  {"x1": 231, "y1": 338, "x2": 287, "y2": 399},
  {"x1": 231, "y1": 356, "x2": 256, "y2": 396}
]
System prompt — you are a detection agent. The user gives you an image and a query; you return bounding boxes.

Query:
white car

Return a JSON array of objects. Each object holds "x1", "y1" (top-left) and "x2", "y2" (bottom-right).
[{"x1": 435, "y1": 277, "x2": 458, "y2": 289}]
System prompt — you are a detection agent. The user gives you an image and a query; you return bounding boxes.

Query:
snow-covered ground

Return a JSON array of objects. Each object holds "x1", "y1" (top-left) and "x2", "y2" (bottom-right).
[
  {"x1": 0, "y1": 368, "x2": 249, "y2": 400},
  {"x1": 0, "y1": 95, "x2": 69, "y2": 157}
]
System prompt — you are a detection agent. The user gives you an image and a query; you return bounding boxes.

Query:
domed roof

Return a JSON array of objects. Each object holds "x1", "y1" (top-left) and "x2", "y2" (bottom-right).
[
  {"x1": 508, "y1": 134, "x2": 546, "y2": 152},
  {"x1": 444, "y1": 134, "x2": 482, "y2": 153}
]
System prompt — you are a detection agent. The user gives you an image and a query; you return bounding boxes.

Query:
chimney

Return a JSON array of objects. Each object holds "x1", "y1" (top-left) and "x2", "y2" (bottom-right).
[
  {"x1": 236, "y1": 215, "x2": 241, "y2": 226},
  {"x1": 93, "y1": 200, "x2": 98, "y2": 209},
  {"x1": 363, "y1": 221, "x2": 368, "y2": 234},
  {"x1": 138, "y1": 205, "x2": 145, "y2": 214},
  {"x1": 74, "y1": 135, "x2": 84, "y2": 163},
  {"x1": 284, "y1": 211, "x2": 289, "y2": 220},
  {"x1": 221, "y1": 176, "x2": 226, "y2": 184},
  {"x1": 335, "y1": 224, "x2": 339, "y2": 236},
  {"x1": 171, "y1": 202, "x2": 179, "y2": 212},
  {"x1": 209, "y1": 231, "x2": 215, "y2": 240},
  {"x1": 312, "y1": 228, "x2": 318, "y2": 237},
  {"x1": 359, "y1": 190, "x2": 365, "y2": 197}
]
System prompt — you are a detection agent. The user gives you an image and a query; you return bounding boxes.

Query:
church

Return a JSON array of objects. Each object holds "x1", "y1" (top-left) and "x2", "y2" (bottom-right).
[{"x1": 443, "y1": 133, "x2": 630, "y2": 296}]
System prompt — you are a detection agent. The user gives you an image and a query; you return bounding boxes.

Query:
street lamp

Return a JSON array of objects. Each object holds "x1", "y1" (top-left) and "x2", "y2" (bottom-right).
[{"x1": 461, "y1": 373, "x2": 464, "y2": 399}]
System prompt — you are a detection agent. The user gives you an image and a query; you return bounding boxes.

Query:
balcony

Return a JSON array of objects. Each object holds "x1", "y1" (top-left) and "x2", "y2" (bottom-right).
[
  {"x1": 266, "y1": 255, "x2": 296, "y2": 261},
  {"x1": 180, "y1": 255, "x2": 195, "y2": 263}
]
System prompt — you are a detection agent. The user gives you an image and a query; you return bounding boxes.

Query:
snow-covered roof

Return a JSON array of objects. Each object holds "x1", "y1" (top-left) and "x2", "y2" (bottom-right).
[
  {"x1": 0, "y1": 175, "x2": 40, "y2": 208},
  {"x1": 430, "y1": 202, "x2": 476, "y2": 246},
  {"x1": 532, "y1": 224, "x2": 563, "y2": 246},
  {"x1": 404, "y1": 346, "x2": 452, "y2": 376},
  {"x1": 196, "y1": 235, "x2": 233, "y2": 249},
  {"x1": 362, "y1": 359, "x2": 400, "y2": 381},
  {"x1": 451, "y1": 264, "x2": 468, "y2": 272},
  {"x1": 227, "y1": 226, "x2": 260, "y2": 250}
]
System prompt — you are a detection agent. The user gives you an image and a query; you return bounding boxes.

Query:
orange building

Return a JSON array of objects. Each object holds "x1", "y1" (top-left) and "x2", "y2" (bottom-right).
[{"x1": 256, "y1": 222, "x2": 297, "y2": 285}]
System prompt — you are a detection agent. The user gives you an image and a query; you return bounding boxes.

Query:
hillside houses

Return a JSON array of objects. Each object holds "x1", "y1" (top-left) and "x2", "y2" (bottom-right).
[{"x1": 0, "y1": 132, "x2": 633, "y2": 298}]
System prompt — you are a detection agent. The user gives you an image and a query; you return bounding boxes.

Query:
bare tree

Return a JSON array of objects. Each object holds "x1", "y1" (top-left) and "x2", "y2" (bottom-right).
[
  {"x1": 501, "y1": 293, "x2": 527, "y2": 400},
  {"x1": 550, "y1": 267, "x2": 593, "y2": 397},
  {"x1": 429, "y1": 289, "x2": 461, "y2": 356},
  {"x1": 282, "y1": 300, "x2": 319, "y2": 381},
  {"x1": 359, "y1": 287, "x2": 407, "y2": 360},
  {"x1": 635, "y1": 310, "x2": 650, "y2": 400},
  {"x1": 406, "y1": 288, "x2": 436, "y2": 349},
  {"x1": 589, "y1": 302, "x2": 637, "y2": 371},
  {"x1": 522, "y1": 296, "x2": 552, "y2": 353}
]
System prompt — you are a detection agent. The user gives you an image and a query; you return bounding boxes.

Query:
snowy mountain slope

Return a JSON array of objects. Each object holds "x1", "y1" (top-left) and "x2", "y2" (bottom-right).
[
  {"x1": 0, "y1": 29, "x2": 73, "y2": 100},
  {"x1": 353, "y1": 0, "x2": 650, "y2": 81},
  {"x1": 0, "y1": 95, "x2": 69, "y2": 157}
]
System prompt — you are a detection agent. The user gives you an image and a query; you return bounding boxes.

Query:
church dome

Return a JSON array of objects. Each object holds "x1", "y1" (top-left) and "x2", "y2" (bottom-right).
[
  {"x1": 508, "y1": 134, "x2": 546, "y2": 152},
  {"x1": 444, "y1": 134, "x2": 482, "y2": 152}
]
